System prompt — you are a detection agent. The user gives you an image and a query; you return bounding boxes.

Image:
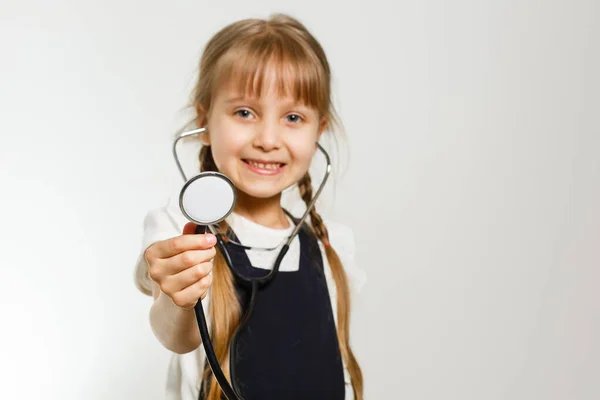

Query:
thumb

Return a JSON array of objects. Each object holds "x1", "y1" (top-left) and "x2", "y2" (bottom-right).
[{"x1": 182, "y1": 222, "x2": 197, "y2": 235}]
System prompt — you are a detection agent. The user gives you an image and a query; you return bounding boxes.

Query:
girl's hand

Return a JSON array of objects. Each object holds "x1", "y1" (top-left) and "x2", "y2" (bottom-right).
[{"x1": 145, "y1": 222, "x2": 217, "y2": 309}]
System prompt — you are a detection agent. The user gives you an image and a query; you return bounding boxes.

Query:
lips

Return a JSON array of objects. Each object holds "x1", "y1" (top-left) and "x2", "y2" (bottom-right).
[{"x1": 242, "y1": 159, "x2": 287, "y2": 175}]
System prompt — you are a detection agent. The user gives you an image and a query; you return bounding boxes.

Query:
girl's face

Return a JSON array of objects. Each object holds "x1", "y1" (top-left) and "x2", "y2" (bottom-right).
[{"x1": 201, "y1": 83, "x2": 325, "y2": 200}]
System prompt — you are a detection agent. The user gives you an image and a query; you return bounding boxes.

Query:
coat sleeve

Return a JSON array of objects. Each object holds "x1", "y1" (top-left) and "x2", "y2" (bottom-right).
[
  {"x1": 325, "y1": 220, "x2": 367, "y2": 295},
  {"x1": 134, "y1": 192, "x2": 189, "y2": 295}
]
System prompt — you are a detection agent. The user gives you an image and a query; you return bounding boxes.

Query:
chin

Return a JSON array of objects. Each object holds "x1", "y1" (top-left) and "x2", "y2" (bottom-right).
[
  {"x1": 234, "y1": 177, "x2": 295, "y2": 199},
  {"x1": 237, "y1": 187, "x2": 283, "y2": 200}
]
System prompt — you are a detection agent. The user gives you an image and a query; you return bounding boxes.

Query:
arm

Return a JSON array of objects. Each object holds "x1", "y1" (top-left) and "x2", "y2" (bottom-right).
[
  {"x1": 145, "y1": 227, "x2": 215, "y2": 354},
  {"x1": 135, "y1": 196, "x2": 214, "y2": 354},
  {"x1": 149, "y1": 280, "x2": 202, "y2": 354}
]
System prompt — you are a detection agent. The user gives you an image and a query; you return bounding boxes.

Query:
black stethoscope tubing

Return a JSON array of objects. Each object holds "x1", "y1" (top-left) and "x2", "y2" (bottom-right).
[
  {"x1": 173, "y1": 128, "x2": 332, "y2": 399},
  {"x1": 194, "y1": 224, "x2": 292, "y2": 400}
]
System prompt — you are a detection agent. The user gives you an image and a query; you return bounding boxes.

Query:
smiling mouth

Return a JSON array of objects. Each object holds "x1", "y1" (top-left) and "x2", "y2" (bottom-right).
[{"x1": 242, "y1": 159, "x2": 286, "y2": 170}]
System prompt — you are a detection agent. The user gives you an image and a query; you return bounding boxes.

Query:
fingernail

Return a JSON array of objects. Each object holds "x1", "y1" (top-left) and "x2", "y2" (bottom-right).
[{"x1": 206, "y1": 234, "x2": 217, "y2": 245}]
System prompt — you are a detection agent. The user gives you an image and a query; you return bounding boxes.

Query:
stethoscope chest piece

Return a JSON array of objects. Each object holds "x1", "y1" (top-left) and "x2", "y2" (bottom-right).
[{"x1": 179, "y1": 171, "x2": 237, "y2": 226}]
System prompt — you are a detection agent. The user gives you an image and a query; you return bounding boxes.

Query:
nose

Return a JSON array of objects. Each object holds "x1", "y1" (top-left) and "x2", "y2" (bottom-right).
[{"x1": 252, "y1": 119, "x2": 282, "y2": 152}]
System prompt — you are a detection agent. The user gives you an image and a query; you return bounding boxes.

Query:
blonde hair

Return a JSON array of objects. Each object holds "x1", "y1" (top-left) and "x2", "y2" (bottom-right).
[{"x1": 191, "y1": 14, "x2": 363, "y2": 400}]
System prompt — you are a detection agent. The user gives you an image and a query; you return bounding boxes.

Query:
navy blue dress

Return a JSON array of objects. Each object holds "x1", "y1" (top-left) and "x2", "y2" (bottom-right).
[{"x1": 198, "y1": 219, "x2": 345, "y2": 399}]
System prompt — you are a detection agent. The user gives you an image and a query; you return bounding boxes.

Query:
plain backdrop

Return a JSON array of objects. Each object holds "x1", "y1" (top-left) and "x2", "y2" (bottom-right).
[{"x1": 1, "y1": 1, "x2": 598, "y2": 399}]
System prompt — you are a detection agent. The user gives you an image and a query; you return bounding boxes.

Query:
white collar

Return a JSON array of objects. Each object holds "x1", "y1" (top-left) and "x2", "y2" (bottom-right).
[{"x1": 225, "y1": 211, "x2": 295, "y2": 249}]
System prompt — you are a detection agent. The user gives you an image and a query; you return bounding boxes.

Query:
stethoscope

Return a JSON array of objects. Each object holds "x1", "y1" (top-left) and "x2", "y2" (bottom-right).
[{"x1": 173, "y1": 127, "x2": 332, "y2": 400}]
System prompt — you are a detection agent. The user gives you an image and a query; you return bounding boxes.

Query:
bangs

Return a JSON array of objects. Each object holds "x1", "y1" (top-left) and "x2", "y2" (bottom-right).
[{"x1": 212, "y1": 35, "x2": 329, "y2": 114}]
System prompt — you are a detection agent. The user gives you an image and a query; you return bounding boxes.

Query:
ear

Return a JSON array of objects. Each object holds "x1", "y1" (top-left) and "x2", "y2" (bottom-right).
[
  {"x1": 196, "y1": 105, "x2": 211, "y2": 146},
  {"x1": 199, "y1": 128, "x2": 211, "y2": 146}
]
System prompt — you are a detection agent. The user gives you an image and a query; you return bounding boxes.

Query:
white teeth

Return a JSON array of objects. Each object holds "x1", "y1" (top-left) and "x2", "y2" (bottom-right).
[{"x1": 248, "y1": 160, "x2": 281, "y2": 170}]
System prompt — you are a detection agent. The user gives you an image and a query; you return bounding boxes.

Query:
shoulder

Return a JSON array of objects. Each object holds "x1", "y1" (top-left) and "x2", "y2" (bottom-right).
[{"x1": 321, "y1": 219, "x2": 367, "y2": 295}]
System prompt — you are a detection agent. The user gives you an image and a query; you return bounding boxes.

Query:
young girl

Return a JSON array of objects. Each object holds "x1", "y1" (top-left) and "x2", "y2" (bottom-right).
[{"x1": 134, "y1": 14, "x2": 366, "y2": 400}]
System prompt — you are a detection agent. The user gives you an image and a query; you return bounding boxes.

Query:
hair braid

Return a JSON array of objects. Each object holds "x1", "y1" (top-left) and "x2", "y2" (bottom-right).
[
  {"x1": 297, "y1": 172, "x2": 364, "y2": 400},
  {"x1": 198, "y1": 145, "x2": 242, "y2": 400},
  {"x1": 298, "y1": 173, "x2": 330, "y2": 246},
  {"x1": 199, "y1": 145, "x2": 218, "y2": 172}
]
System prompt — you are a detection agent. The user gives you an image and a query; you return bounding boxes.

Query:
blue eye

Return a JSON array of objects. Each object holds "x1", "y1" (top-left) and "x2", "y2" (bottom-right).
[
  {"x1": 286, "y1": 114, "x2": 303, "y2": 123},
  {"x1": 235, "y1": 109, "x2": 253, "y2": 119}
]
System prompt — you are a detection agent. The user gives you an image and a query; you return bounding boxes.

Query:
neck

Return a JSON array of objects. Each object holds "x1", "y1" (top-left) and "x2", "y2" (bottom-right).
[{"x1": 234, "y1": 191, "x2": 290, "y2": 229}]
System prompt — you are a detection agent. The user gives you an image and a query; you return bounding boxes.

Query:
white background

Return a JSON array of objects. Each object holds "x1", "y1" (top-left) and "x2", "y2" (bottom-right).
[{"x1": 1, "y1": 0, "x2": 599, "y2": 399}]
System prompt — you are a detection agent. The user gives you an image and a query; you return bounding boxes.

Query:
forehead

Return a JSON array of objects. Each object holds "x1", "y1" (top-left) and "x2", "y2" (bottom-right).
[{"x1": 211, "y1": 50, "x2": 324, "y2": 111}]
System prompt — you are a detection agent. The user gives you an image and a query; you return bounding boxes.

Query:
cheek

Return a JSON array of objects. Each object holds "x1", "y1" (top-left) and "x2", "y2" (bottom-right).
[
  {"x1": 207, "y1": 121, "x2": 246, "y2": 166},
  {"x1": 288, "y1": 139, "x2": 317, "y2": 169}
]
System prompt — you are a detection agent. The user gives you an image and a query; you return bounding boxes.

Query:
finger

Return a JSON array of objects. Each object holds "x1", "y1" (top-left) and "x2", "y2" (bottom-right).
[
  {"x1": 164, "y1": 247, "x2": 216, "y2": 275},
  {"x1": 154, "y1": 233, "x2": 216, "y2": 258},
  {"x1": 147, "y1": 257, "x2": 167, "y2": 284},
  {"x1": 161, "y1": 261, "x2": 213, "y2": 295},
  {"x1": 170, "y1": 272, "x2": 213, "y2": 309},
  {"x1": 182, "y1": 222, "x2": 197, "y2": 235}
]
